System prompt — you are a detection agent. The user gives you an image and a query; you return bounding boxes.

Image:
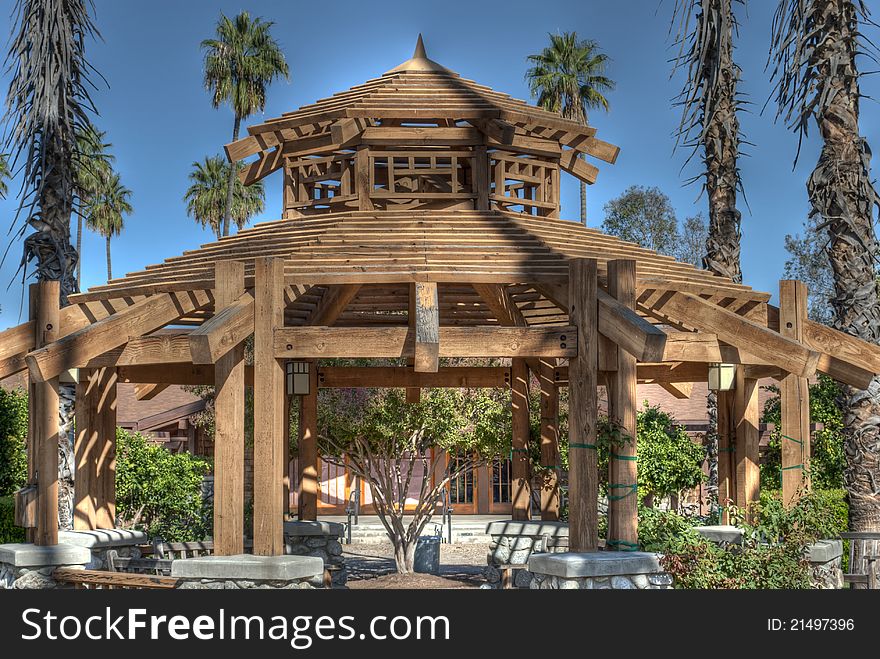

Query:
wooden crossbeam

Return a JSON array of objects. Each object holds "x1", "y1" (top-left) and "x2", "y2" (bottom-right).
[
  {"x1": 413, "y1": 282, "x2": 440, "y2": 372},
  {"x1": 534, "y1": 283, "x2": 667, "y2": 362},
  {"x1": 239, "y1": 147, "x2": 285, "y2": 186},
  {"x1": 559, "y1": 149, "x2": 599, "y2": 184},
  {"x1": 472, "y1": 118, "x2": 515, "y2": 144},
  {"x1": 307, "y1": 284, "x2": 362, "y2": 326},
  {"x1": 26, "y1": 291, "x2": 212, "y2": 382},
  {"x1": 330, "y1": 117, "x2": 370, "y2": 144},
  {"x1": 472, "y1": 283, "x2": 527, "y2": 327},
  {"x1": 640, "y1": 290, "x2": 820, "y2": 378},
  {"x1": 189, "y1": 292, "x2": 255, "y2": 364},
  {"x1": 116, "y1": 364, "x2": 254, "y2": 386},
  {"x1": 657, "y1": 381, "x2": 694, "y2": 399},
  {"x1": 317, "y1": 366, "x2": 510, "y2": 388},
  {"x1": 274, "y1": 326, "x2": 576, "y2": 359},
  {"x1": 361, "y1": 126, "x2": 482, "y2": 146},
  {"x1": 86, "y1": 334, "x2": 193, "y2": 367}
]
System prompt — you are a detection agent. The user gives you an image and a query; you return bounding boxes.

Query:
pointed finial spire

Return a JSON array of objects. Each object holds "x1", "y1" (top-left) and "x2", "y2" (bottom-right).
[{"x1": 413, "y1": 34, "x2": 427, "y2": 59}]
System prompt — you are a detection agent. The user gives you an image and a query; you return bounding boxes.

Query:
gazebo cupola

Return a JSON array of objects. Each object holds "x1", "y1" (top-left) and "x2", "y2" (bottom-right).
[{"x1": 227, "y1": 35, "x2": 618, "y2": 218}]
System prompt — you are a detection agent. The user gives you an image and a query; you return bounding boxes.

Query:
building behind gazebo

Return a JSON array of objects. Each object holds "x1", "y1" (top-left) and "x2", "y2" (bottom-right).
[{"x1": 2, "y1": 37, "x2": 880, "y2": 584}]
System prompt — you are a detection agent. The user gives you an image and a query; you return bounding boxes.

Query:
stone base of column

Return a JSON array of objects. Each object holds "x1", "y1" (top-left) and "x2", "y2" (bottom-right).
[
  {"x1": 284, "y1": 520, "x2": 346, "y2": 587},
  {"x1": 58, "y1": 529, "x2": 148, "y2": 570},
  {"x1": 171, "y1": 554, "x2": 324, "y2": 589},
  {"x1": 0, "y1": 543, "x2": 91, "y2": 589},
  {"x1": 527, "y1": 552, "x2": 673, "y2": 590}
]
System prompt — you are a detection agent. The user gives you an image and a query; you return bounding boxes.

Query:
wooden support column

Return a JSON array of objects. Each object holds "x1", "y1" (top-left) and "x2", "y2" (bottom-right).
[
  {"x1": 413, "y1": 282, "x2": 439, "y2": 373},
  {"x1": 213, "y1": 261, "x2": 246, "y2": 556},
  {"x1": 25, "y1": 284, "x2": 38, "y2": 543},
  {"x1": 717, "y1": 390, "x2": 735, "y2": 524},
  {"x1": 406, "y1": 283, "x2": 421, "y2": 403},
  {"x1": 734, "y1": 371, "x2": 760, "y2": 516},
  {"x1": 606, "y1": 260, "x2": 638, "y2": 551},
  {"x1": 74, "y1": 366, "x2": 117, "y2": 531},
  {"x1": 780, "y1": 279, "x2": 811, "y2": 506},
  {"x1": 538, "y1": 359, "x2": 560, "y2": 520},
  {"x1": 283, "y1": 393, "x2": 291, "y2": 516},
  {"x1": 355, "y1": 147, "x2": 373, "y2": 211},
  {"x1": 568, "y1": 258, "x2": 599, "y2": 552},
  {"x1": 510, "y1": 358, "x2": 531, "y2": 520},
  {"x1": 473, "y1": 145, "x2": 489, "y2": 211},
  {"x1": 253, "y1": 257, "x2": 286, "y2": 556},
  {"x1": 34, "y1": 280, "x2": 60, "y2": 546},
  {"x1": 298, "y1": 360, "x2": 319, "y2": 521}
]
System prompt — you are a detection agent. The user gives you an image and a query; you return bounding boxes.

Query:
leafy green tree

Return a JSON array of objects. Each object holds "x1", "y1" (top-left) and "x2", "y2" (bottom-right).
[
  {"x1": 115, "y1": 429, "x2": 212, "y2": 542},
  {"x1": 184, "y1": 155, "x2": 265, "y2": 239},
  {"x1": 84, "y1": 172, "x2": 132, "y2": 281},
  {"x1": 526, "y1": 32, "x2": 614, "y2": 225},
  {"x1": 769, "y1": 0, "x2": 880, "y2": 533},
  {"x1": 761, "y1": 375, "x2": 846, "y2": 490},
  {"x1": 0, "y1": 388, "x2": 28, "y2": 497},
  {"x1": 601, "y1": 186, "x2": 680, "y2": 254},
  {"x1": 783, "y1": 215, "x2": 835, "y2": 325},
  {"x1": 676, "y1": 212, "x2": 709, "y2": 267},
  {"x1": 201, "y1": 11, "x2": 289, "y2": 237},
  {"x1": 317, "y1": 385, "x2": 510, "y2": 573}
]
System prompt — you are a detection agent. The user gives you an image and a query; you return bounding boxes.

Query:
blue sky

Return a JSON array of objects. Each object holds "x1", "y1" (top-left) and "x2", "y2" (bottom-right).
[{"x1": 0, "y1": 0, "x2": 878, "y2": 330}]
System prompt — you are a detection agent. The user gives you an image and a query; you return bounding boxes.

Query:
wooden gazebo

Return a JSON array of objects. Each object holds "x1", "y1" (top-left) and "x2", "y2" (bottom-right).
[{"x1": 4, "y1": 36, "x2": 880, "y2": 557}]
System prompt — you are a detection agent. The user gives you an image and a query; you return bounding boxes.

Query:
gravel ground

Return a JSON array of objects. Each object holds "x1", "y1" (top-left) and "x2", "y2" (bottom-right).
[{"x1": 343, "y1": 542, "x2": 489, "y2": 588}]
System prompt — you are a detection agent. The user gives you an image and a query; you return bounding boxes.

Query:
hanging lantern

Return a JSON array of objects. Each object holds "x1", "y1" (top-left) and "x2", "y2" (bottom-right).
[
  {"x1": 286, "y1": 361, "x2": 311, "y2": 396},
  {"x1": 707, "y1": 363, "x2": 736, "y2": 391}
]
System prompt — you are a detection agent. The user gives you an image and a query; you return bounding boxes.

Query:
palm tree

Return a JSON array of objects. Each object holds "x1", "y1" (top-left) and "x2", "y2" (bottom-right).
[
  {"x1": 201, "y1": 11, "x2": 289, "y2": 237},
  {"x1": 184, "y1": 155, "x2": 265, "y2": 240},
  {"x1": 3, "y1": 0, "x2": 99, "y2": 302},
  {"x1": 0, "y1": 154, "x2": 10, "y2": 198},
  {"x1": 670, "y1": 0, "x2": 746, "y2": 517},
  {"x1": 769, "y1": 1, "x2": 880, "y2": 532},
  {"x1": 3, "y1": 0, "x2": 100, "y2": 534},
  {"x1": 85, "y1": 172, "x2": 131, "y2": 281},
  {"x1": 74, "y1": 126, "x2": 114, "y2": 288},
  {"x1": 526, "y1": 32, "x2": 615, "y2": 225}
]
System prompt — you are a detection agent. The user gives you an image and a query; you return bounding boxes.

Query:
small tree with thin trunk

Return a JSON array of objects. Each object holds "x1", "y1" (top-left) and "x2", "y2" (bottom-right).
[{"x1": 317, "y1": 385, "x2": 510, "y2": 573}]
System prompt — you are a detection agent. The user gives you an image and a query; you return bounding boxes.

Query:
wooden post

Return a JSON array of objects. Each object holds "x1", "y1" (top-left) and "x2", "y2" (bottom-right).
[
  {"x1": 253, "y1": 257, "x2": 286, "y2": 556},
  {"x1": 413, "y1": 282, "x2": 440, "y2": 373},
  {"x1": 406, "y1": 283, "x2": 421, "y2": 403},
  {"x1": 283, "y1": 392, "x2": 291, "y2": 516},
  {"x1": 716, "y1": 390, "x2": 734, "y2": 524},
  {"x1": 734, "y1": 372, "x2": 760, "y2": 517},
  {"x1": 355, "y1": 147, "x2": 373, "y2": 211},
  {"x1": 74, "y1": 366, "x2": 117, "y2": 531},
  {"x1": 213, "y1": 260, "x2": 246, "y2": 555},
  {"x1": 510, "y1": 358, "x2": 531, "y2": 520},
  {"x1": 538, "y1": 359, "x2": 560, "y2": 521},
  {"x1": 25, "y1": 284, "x2": 38, "y2": 542},
  {"x1": 473, "y1": 145, "x2": 489, "y2": 211},
  {"x1": 34, "y1": 280, "x2": 60, "y2": 546},
  {"x1": 568, "y1": 258, "x2": 599, "y2": 552},
  {"x1": 780, "y1": 279, "x2": 811, "y2": 506},
  {"x1": 298, "y1": 360, "x2": 319, "y2": 521},
  {"x1": 74, "y1": 368, "x2": 96, "y2": 530},
  {"x1": 606, "y1": 260, "x2": 638, "y2": 551}
]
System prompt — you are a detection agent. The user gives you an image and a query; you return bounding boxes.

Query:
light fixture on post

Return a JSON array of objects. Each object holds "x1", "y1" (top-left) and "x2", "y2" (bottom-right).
[
  {"x1": 286, "y1": 361, "x2": 311, "y2": 396},
  {"x1": 707, "y1": 363, "x2": 736, "y2": 391}
]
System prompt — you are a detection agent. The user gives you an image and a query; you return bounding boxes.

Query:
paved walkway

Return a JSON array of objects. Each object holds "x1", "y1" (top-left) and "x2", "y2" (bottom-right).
[{"x1": 343, "y1": 542, "x2": 488, "y2": 585}]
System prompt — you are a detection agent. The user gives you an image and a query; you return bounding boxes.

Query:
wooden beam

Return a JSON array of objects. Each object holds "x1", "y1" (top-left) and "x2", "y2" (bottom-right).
[
  {"x1": 597, "y1": 289, "x2": 666, "y2": 362},
  {"x1": 74, "y1": 367, "x2": 116, "y2": 530},
  {"x1": 86, "y1": 334, "x2": 194, "y2": 367},
  {"x1": 637, "y1": 362, "x2": 709, "y2": 383},
  {"x1": 717, "y1": 389, "x2": 735, "y2": 524},
  {"x1": 274, "y1": 326, "x2": 576, "y2": 359},
  {"x1": 239, "y1": 146, "x2": 285, "y2": 186},
  {"x1": 538, "y1": 359, "x2": 560, "y2": 521},
  {"x1": 253, "y1": 257, "x2": 286, "y2": 556},
  {"x1": 355, "y1": 147, "x2": 373, "y2": 211},
  {"x1": 134, "y1": 383, "x2": 168, "y2": 401},
  {"x1": 26, "y1": 290, "x2": 212, "y2": 382},
  {"x1": 473, "y1": 145, "x2": 489, "y2": 211},
  {"x1": 317, "y1": 366, "x2": 510, "y2": 388},
  {"x1": 189, "y1": 291, "x2": 255, "y2": 364},
  {"x1": 472, "y1": 283, "x2": 527, "y2": 327},
  {"x1": 413, "y1": 282, "x2": 440, "y2": 372},
  {"x1": 780, "y1": 280, "x2": 810, "y2": 506},
  {"x1": 606, "y1": 260, "x2": 638, "y2": 551},
  {"x1": 74, "y1": 369, "x2": 97, "y2": 531},
  {"x1": 568, "y1": 258, "x2": 599, "y2": 552},
  {"x1": 34, "y1": 281, "x2": 60, "y2": 546},
  {"x1": 511, "y1": 358, "x2": 531, "y2": 520},
  {"x1": 657, "y1": 381, "x2": 694, "y2": 399},
  {"x1": 213, "y1": 260, "x2": 246, "y2": 556},
  {"x1": 472, "y1": 118, "x2": 515, "y2": 144},
  {"x1": 307, "y1": 284, "x2": 362, "y2": 326},
  {"x1": 330, "y1": 117, "x2": 369, "y2": 144},
  {"x1": 734, "y1": 372, "x2": 760, "y2": 515},
  {"x1": 641, "y1": 290, "x2": 820, "y2": 378},
  {"x1": 114, "y1": 363, "x2": 255, "y2": 385},
  {"x1": 559, "y1": 149, "x2": 599, "y2": 185},
  {"x1": 360, "y1": 126, "x2": 482, "y2": 146},
  {"x1": 298, "y1": 361, "x2": 319, "y2": 521}
]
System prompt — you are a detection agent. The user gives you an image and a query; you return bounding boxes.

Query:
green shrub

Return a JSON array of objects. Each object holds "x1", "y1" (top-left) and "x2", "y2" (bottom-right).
[
  {"x1": 761, "y1": 375, "x2": 846, "y2": 489},
  {"x1": 115, "y1": 429, "x2": 212, "y2": 542},
  {"x1": 0, "y1": 388, "x2": 28, "y2": 497},
  {"x1": 0, "y1": 496, "x2": 25, "y2": 543}
]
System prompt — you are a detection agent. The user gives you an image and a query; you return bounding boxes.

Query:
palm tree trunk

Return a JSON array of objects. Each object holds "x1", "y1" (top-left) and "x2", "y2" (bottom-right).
[
  {"x1": 811, "y1": 2, "x2": 880, "y2": 533},
  {"x1": 579, "y1": 154, "x2": 587, "y2": 225},
  {"x1": 106, "y1": 235, "x2": 112, "y2": 281},
  {"x1": 222, "y1": 115, "x2": 242, "y2": 237},
  {"x1": 75, "y1": 211, "x2": 83, "y2": 289}
]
